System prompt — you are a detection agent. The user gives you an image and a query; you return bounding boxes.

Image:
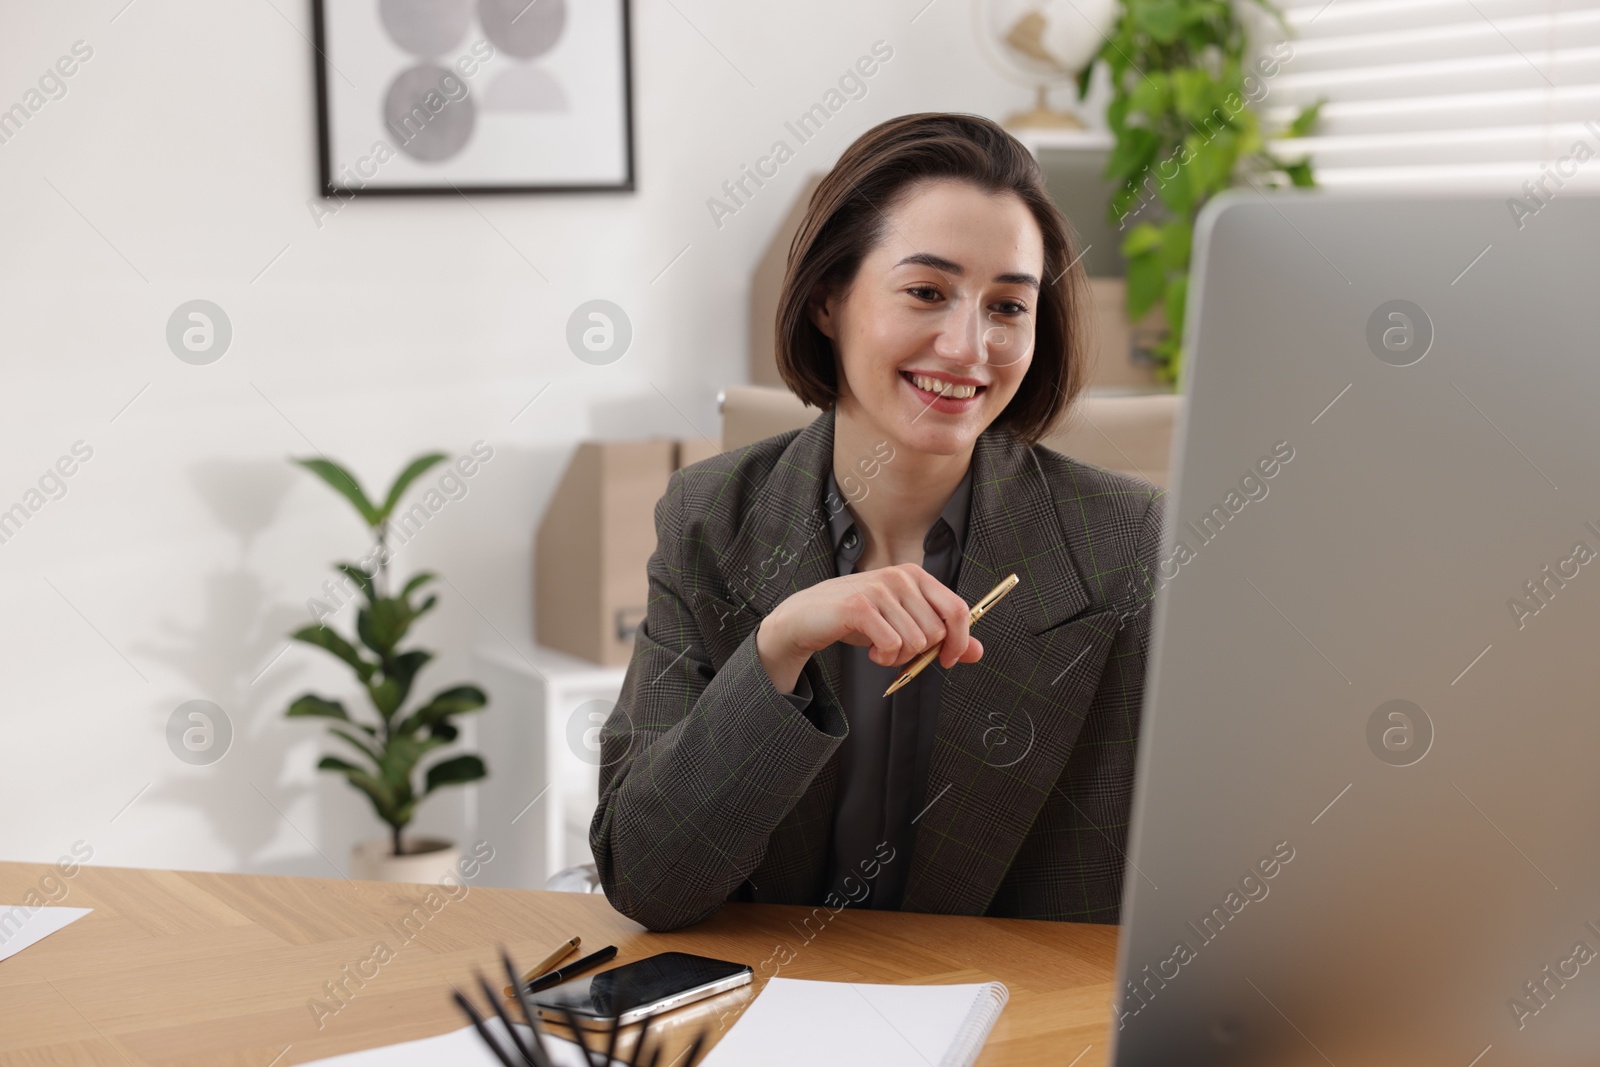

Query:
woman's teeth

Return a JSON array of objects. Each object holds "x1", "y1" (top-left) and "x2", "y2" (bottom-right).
[{"x1": 906, "y1": 373, "x2": 978, "y2": 399}]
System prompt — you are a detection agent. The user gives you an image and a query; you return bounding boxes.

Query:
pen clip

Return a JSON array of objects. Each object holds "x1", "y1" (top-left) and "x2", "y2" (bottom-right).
[{"x1": 971, "y1": 574, "x2": 1018, "y2": 619}]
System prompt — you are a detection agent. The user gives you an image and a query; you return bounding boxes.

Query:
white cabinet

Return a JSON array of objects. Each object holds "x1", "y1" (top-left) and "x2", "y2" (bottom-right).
[{"x1": 471, "y1": 643, "x2": 628, "y2": 889}]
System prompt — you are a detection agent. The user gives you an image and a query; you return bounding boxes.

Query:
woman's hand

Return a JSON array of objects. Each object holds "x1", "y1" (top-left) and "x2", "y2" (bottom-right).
[{"x1": 754, "y1": 563, "x2": 984, "y2": 695}]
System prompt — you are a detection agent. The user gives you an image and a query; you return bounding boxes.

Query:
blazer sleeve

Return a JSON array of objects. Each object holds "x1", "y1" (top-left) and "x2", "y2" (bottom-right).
[{"x1": 588, "y1": 469, "x2": 848, "y2": 931}]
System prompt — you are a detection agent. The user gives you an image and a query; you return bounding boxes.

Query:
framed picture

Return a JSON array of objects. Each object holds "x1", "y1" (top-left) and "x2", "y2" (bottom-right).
[{"x1": 310, "y1": 0, "x2": 634, "y2": 196}]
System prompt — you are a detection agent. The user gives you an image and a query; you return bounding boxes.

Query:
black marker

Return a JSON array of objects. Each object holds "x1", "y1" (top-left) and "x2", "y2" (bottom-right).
[{"x1": 525, "y1": 944, "x2": 619, "y2": 994}]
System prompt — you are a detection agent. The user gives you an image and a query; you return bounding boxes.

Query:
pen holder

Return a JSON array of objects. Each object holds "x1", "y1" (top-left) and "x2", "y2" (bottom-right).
[{"x1": 454, "y1": 947, "x2": 712, "y2": 1067}]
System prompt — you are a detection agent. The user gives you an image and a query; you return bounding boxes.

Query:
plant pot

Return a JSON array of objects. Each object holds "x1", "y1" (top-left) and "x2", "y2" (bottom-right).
[{"x1": 349, "y1": 836, "x2": 461, "y2": 884}]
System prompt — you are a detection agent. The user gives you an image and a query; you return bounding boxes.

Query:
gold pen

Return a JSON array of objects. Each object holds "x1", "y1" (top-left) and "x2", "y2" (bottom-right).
[
  {"x1": 502, "y1": 935, "x2": 580, "y2": 998},
  {"x1": 883, "y1": 573, "x2": 1020, "y2": 697}
]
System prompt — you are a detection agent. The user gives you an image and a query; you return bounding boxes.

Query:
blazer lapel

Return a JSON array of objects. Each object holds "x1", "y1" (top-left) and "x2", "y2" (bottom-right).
[
  {"x1": 710, "y1": 408, "x2": 848, "y2": 903},
  {"x1": 711, "y1": 406, "x2": 846, "y2": 696},
  {"x1": 898, "y1": 429, "x2": 1126, "y2": 916}
]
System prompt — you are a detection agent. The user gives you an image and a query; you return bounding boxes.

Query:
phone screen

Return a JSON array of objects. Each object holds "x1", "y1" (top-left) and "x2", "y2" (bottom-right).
[{"x1": 531, "y1": 952, "x2": 750, "y2": 1020}]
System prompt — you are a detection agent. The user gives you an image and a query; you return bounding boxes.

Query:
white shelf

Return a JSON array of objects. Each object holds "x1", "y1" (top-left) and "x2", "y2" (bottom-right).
[
  {"x1": 476, "y1": 641, "x2": 631, "y2": 689},
  {"x1": 471, "y1": 642, "x2": 630, "y2": 891},
  {"x1": 1014, "y1": 127, "x2": 1115, "y2": 156}
]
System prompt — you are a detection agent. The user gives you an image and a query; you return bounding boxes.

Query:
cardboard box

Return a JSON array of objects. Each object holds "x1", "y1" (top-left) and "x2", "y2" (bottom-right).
[
  {"x1": 748, "y1": 172, "x2": 827, "y2": 390},
  {"x1": 535, "y1": 438, "x2": 720, "y2": 666},
  {"x1": 674, "y1": 438, "x2": 722, "y2": 470}
]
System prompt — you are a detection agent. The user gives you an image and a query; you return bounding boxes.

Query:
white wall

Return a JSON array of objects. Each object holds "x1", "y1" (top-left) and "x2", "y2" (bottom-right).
[{"x1": 0, "y1": 0, "x2": 1102, "y2": 879}]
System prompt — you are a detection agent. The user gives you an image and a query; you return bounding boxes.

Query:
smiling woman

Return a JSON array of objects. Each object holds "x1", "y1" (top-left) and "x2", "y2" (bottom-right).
[{"x1": 591, "y1": 113, "x2": 1166, "y2": 932}]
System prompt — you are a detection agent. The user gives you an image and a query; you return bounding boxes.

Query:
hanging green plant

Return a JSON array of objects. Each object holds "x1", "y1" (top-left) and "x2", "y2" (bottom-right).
[{"x1": 1079, "y1": 0, "x2": 1324, "y2": 384}]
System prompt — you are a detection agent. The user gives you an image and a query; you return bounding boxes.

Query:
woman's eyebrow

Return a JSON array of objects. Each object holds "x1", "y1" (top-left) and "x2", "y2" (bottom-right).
[{"x1": 893, "y1": 251, "x2": 1040, "y2": 290}]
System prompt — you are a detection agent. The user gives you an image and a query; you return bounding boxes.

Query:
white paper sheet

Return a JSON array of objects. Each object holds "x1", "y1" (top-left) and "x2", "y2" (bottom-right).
[
  {"x1": 299, "y1": 1017, "x2": 618, "y2": 1067},
  {"x1": 699, "y1": 977, "x2": 1009, "y2": 1067},
  {"x1": 0, "y1": 905, "x2": 92, "y2": 963}
]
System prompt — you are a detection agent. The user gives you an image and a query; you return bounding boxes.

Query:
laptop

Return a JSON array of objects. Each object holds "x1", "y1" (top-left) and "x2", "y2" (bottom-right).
[{"x1": 1113, "y1": 188, "x2": 1600, "y2": 1065}]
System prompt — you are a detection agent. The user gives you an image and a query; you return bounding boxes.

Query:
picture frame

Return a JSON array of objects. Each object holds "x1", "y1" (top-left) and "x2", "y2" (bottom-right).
[{"x1": 310, "y1": 0, "x2": 634, "y2": 196}]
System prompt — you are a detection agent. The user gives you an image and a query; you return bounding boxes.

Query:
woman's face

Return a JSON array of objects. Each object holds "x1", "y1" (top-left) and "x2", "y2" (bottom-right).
[{"x1": 810, "y1": 178, "x2": 1046, "y2": 457}]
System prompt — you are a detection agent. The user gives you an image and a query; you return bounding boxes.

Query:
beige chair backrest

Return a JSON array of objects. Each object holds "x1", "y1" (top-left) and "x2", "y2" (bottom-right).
[{"x1": 720, "y1": 384, "x2": 1181, "y2": 488}]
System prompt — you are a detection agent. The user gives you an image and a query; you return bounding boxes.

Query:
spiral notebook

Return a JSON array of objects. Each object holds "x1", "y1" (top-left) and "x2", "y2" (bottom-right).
[{"x1": 699, "y1": 977, "x2": 1009, "y2": 1067}]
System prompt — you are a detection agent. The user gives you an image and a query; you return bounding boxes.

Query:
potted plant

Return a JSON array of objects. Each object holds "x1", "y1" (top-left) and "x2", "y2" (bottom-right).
[
  {"x1": 1079, "y1": 0, "x2": 1324, "y2": 384},
  {"x1": 284, "y1": 451, "x2": 488, "y2": 883}
]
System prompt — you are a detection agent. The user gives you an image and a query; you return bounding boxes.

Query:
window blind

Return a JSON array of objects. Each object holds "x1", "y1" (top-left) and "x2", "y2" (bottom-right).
[{"x1": 1260, "y1": 0, "x2": 1600, "y2": 188}]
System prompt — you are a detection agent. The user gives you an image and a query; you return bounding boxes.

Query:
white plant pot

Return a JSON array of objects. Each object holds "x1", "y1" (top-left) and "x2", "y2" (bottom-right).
[{"x1": 350, "y1": 836, "x2": 462, "y2": 884}]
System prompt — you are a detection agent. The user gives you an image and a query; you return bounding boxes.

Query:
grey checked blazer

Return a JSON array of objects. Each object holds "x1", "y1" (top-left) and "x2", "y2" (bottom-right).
[{"x1": 590, "y1": 406, "x2": 1166, "y2": 931}]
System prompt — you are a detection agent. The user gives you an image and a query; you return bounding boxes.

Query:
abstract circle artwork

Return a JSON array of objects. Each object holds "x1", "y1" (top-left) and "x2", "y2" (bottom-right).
[
  {"x1": 384, "y1": 64, "x2": 477, "y2": 162},
  {"x1": 378, "y1": 0, "x2": 475, "y2": 56}
]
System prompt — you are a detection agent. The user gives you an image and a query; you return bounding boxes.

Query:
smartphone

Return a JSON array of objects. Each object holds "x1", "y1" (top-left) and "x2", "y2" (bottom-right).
[{"x1": 528, "y1": 951, "x2": 752, "y2": 1028}]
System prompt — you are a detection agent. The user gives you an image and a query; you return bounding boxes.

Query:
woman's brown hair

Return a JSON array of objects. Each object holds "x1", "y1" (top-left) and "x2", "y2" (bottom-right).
[{"x1": 774, "y1": 112, "x2": 1092, "y2": 446}]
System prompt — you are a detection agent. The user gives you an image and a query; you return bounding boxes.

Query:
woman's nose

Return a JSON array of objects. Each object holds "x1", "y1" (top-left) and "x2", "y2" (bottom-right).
[{"x1": 932, "y1": 299, "x2": 988, "y2": 365}]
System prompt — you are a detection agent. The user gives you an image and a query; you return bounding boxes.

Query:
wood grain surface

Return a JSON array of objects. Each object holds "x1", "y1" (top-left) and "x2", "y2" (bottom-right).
[{"x1": 0, "y1": 862, "x2": 1118, "y2": 1066}]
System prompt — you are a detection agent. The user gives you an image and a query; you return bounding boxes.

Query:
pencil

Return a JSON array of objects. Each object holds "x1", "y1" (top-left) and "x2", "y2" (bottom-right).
[
  {"x1": 883, "y1": 573, "x2": 1020, "y2": 697},
  {"x1": 502, "y1": 935, "x2": 580, "y2": 998}
]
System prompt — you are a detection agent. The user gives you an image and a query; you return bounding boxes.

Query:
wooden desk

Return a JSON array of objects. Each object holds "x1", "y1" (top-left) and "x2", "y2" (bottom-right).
[{"x1": 0, "y1": 862, "x2": 1118, "y2": 1065}]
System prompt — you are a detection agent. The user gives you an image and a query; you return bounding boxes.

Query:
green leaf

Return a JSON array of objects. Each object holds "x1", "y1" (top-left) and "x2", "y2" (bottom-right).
[
  {"x1": 329, "y1": 726, "x2": 382, "y2": 764},
  {"x1": 1105, "y1": 126, "x2": 1159, "y2": 187},
  {"x1": 370, "y1": 660, "x2": 433, "y2": 723},
  {"x1": 378, "y1": 734, "x2": 446, "y2": 796},
  {"x1": 293, "y1": 457, "x2": 381, "y2": 527},
  {"x1": 1136, "y1": 0, "x2": 1186, "y2": 42},
  {"x1": 1110, "y1": 183, "x2": 1154, "y2": 230},
  {"x1": 358, "y1": 598, "x2": 413, "y2": 658},
  {"x1": 336, "y1": 563, "x2": 377, "y2": 605},
  {"x1": 385, "y1": 650, "x2": 434, "y2": 710},
  {"x1": 1125, "y1": 247, "x2": 1166, "y2": 322},
  {"x1": 370, "y1": 676, "x2": 405, "y2": 719},
  {"x1": 320, "y1": 761, "x2": 404, "y2": 828},
  {"x1": 1163, "y1": 273, "x2": 1190, "y2": 340},
  {"x1": 290, "y1": 625, "x2": 376, "y2": 682},
  {"x1": 1191, "y1": 128, "x2": 1239, "y2": 192},
  {"x1": 355, "y1": 607, "x2": 379, "y2": 658},
  {"x1": 1104, "y1": 95, "x2": 1131, "y2": 137},
  {"x1": 397, "y1": 685, "x2": 489, "y2": 736},
  {"x1": 1288, "y1": 100, "x2": 1325, "y2": 139},
  {"x1": 1171, "y1": 69, "x2": 1214, "y2": 125},
  {"x1": 1281, "y1": 159, "x2": 1316, "y2": 188},
  {"x1": 379, "y1": 453, "x2": 448, "y2": 523},
  {"x1": 400, "y1": 572, "x2": 437, "y2": 603},
  {"x1": 286, "y1": 694, "x2": 349, "y2": 721},
  {"x1": 1121, "y1": 222, "x2": 1164, "y2": 258},
  {"x1": 1155, "y1": 151, "x2": 1197, "y2": 216},
  {"x1": 1127, "y1": 73, "x2": 1169, "y2": 118},
  {"x1": 1194, "y1": 1, "x2": 1232, "y2": 27},
  {"x1": 425, "y1": 755, "x2": 487, "y2": 794},
  {"x1": 1159, "y1": 221, "x2": 1193, "y2": 274},
  {"x1": 1074, "y1": 59, "x2": 1095, "y2": 100}
]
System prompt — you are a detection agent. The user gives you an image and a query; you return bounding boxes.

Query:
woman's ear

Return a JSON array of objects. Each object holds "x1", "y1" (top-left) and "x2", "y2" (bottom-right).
[{"x1": 806, "y1": 283, "x2": 836, "y2": 341}]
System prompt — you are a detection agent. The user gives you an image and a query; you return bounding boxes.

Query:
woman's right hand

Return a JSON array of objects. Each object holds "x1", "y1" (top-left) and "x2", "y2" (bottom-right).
[{"x1": 754, "y1": 563, "x2": 984, "y2": 695}]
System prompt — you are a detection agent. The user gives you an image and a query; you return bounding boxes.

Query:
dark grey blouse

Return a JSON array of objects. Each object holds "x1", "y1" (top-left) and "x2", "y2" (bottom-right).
[{"x1": 779, "y1": 462, "x2": 974, "y2": 910}]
